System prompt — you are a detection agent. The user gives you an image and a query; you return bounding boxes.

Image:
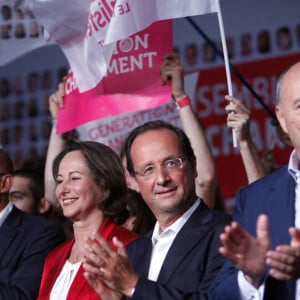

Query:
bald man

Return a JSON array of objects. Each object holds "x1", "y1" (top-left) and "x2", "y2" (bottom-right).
[
  {"x1": 0, "y1": 149, "x2": 65, "y2": 299},
  {"x1": 210, "y1": 62, "x2": 300, "y2": 300}
]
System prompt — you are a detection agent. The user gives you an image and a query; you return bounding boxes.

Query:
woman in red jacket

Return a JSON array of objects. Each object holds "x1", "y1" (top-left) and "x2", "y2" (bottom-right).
[{"x1": 38, "y1": 141, "x2": 137, "y2": 300}]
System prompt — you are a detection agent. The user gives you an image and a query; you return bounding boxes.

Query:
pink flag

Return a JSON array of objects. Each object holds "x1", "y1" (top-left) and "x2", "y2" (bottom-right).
[
  {"x1": 58, "y1": 20, "x2": 173, "y2": 133},
  {"x1": 21, "y1": 0, "x2": 218, "y2": 132},
  {"x1": 25, "y1": 0, "x2": 217, "y2": 91}
]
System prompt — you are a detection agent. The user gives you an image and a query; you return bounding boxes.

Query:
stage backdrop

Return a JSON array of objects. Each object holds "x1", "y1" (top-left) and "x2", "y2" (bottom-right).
[
  {"x1": 0, "y1": 0, "x2": 299, "y2": 203},
  {"x1": 77, "y1": 0, "x2": 300, "y2": 203}
]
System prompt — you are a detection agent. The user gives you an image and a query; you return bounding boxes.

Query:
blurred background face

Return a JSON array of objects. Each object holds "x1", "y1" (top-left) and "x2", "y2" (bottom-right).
[
  {"x1": 240, "y1": 33, "x2": 253, "y2": 56},
  {"x1": 9, "y1": 176, "x2": 36, "y2": 213},
  {"x1": 277, "y1": 31, "x2": 291, "y2": 50},
  {"x1": 184, "y1": 44, "x2": 198, "y2": 66}
]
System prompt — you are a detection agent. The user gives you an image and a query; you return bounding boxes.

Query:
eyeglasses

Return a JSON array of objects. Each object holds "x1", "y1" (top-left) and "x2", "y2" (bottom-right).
[{"x1": 134, "y1": 157, "x2": 187, "y2": 179}]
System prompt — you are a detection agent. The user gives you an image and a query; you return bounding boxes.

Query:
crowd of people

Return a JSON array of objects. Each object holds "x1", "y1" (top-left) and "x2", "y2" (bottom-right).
[
  {"x1": 180, "y1": 24, "x2": 300, "y2": 71},
  {"x1": 1, "y1": 4, "x2": 42, "y2": 40},
  {"x1": 0, "y1": 51, "x2": 298, "y2": 299}
]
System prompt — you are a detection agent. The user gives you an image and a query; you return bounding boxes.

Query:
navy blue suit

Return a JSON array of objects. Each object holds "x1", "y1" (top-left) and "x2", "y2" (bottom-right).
[
  {"x1": 126, "y1": 201, "x2": 231, "y2": 300},
  {"x1": 209, "y1": 166, "x2": 296, "y2": 300},
  {"x1": 0, "y1": 206, "x2": 66, "y2": 300}
]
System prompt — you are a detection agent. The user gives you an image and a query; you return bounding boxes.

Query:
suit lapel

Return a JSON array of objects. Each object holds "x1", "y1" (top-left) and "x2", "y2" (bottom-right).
[
  {"x1": 263, "y1": 170, "x2": 296, "y2": 299},
  {"x1": 67, "y1": 266, "x2": 89, "y2": 300},
  {"x1": 40, "y1": 240, "x2": 74, "y2": 298},
  {"x1": 67, "y1": 220, "x2": 117, "y2": 299},
  {"x1": 157, "y1": 202, "x2": 213, "y2": 282},
  {"x1": 131, "y1": 233, "x2": 153, "y2": 278},
  {"x1": 265, "y1": 171, "x2": 295, "y2": 247},
  {"x1": 0, "y1": 207, "x2": 21, "y2": 261}
]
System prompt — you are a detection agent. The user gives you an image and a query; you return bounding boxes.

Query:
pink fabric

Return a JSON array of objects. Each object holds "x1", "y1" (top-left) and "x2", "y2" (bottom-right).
[
  {"x1": 57, "y1": 20, "x2": 173, "y2": 132},
  {"x1": 25, "y1": 0, "x2": 217, "y2": 91}
]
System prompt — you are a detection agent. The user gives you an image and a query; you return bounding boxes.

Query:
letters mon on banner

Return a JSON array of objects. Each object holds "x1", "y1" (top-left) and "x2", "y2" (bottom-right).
[
  {"x1": 19, "y1": 0, "x2": 218, "y2": 132},
  {"x1": 24, "y1": 0, "x2": 218, "y2": 91},
  {"x1": 57, "y1": 20, "x2": 173, "y2": 133}
]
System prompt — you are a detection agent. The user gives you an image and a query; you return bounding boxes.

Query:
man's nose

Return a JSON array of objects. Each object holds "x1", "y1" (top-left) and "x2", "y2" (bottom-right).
[{"x1": 155, "y1": 165, "x2": 170, "y2": 184}]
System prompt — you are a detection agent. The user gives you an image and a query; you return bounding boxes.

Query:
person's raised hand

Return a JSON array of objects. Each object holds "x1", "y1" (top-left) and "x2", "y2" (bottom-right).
[
  {"x1": 219, "y1": 214, "x2": 270, "y2": 287},
  {"x1": 225, "y1": 95, "x2": 251, "y2": 142},
  {"x1": 266, "y1": 227, "x2": 300, "y2": 280},
  {"x1": 49, "y1": 81, "x2": 65, "y2": 121}
]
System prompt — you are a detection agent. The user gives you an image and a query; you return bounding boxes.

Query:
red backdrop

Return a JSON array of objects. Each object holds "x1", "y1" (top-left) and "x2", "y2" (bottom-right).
[{"x1": 194, "y1": 54, "x2": 300, "y2": 200}]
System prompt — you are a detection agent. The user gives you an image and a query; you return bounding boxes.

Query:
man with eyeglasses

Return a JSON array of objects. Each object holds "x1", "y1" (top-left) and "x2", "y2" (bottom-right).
[
  {"x1": 82, "y1": 118, "x2": 231, "y2": 299},
  {"x1": 0, "y1": 148, "x2": 65, "y2": 299}
]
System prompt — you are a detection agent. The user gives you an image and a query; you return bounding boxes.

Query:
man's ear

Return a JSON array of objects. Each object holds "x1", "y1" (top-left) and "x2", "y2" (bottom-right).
[
  {"x1": 193, "y1": 158, "x2": 198, "y2": 178},
  {"x1": 38, "y1": 197, "x2": 53, "y2": 214},
  {"x1": 275, "y1": 105, "x2": 288, "y2": 134},
  {"x1": 125, "y1": 171, "x2": 140, "y2": 192},
  {"x1": 0, "y1": 174, "x2": 13, "y2": 193},
  {"x1": 130, "y1": 176, "x2": 140, "y2": 193}
]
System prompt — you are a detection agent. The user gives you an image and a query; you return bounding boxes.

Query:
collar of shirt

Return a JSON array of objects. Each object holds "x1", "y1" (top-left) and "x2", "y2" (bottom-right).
[
  {"x1": 0, "y1": 202, "x2": 13, "y2": 228},
  {"x1": 151, "y1": 198, "x2": 201, "y2": 246},
  {"x1": 288, "y1": 149, "x2": 300, "y2": 181},
  {"x1": 287, "y1": 150, "x2": 300, "y2": 298}
]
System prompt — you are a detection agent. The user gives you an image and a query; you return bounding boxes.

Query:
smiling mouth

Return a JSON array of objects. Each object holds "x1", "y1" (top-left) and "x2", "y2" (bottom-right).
[
  {"x1": 156, "y1": 188, "x2": 177, "y2": 195},
  {"x1": 62, "y1": 198, "x2": 77, "y2": 205}
]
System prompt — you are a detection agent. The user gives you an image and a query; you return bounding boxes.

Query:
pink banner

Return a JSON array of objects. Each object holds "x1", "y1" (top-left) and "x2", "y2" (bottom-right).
[
  {"x1": 23, "y1": 0, "x2": 217, "y2": 91},
  {"x1": 57, "y1": 20, "x2": 173, "y2": 133}
]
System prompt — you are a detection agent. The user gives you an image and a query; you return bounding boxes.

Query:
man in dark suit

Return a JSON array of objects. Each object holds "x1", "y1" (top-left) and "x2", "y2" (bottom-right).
[
  {"x1": 82, "y1": 119, "x2": 231, "y2": 299},
  {"x1": 80, "y1": 53, "x2": 231, "y2": 299},
  {"x1": 209, "y1": 62, "x2": 300, "y2": 300},
  {"x1": 0, "y1": 149, "x2": 66, "y2": 299},
  {"x1": 80, "y1": 51, "x2": 234, "y2": 296}
]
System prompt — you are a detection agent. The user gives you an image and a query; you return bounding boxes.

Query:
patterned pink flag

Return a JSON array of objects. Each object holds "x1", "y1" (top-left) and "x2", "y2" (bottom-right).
[
  {"x1": 26, "y1": 0, "x2": 217, "y2": 91},
  {"x1": 22, "y1": 0, "x2": 217, "y2": 131},
  {"x1": 57, "y1": 20, "x2": 173, "y2": 133}
]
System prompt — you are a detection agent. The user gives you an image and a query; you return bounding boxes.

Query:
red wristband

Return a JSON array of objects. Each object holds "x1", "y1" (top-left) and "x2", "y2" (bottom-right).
[{"x1": 172, "y1": 95, "x2": 191, "y2": 109}]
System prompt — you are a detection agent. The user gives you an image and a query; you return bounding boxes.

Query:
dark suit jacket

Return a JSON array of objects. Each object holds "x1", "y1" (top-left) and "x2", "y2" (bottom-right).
[
  {"x1": 209, "y1": 166, "x2": 296, "y2": 300},
  {"x1": 126, "y1": 201, "x2": 231, "y2": 300},
  {"x1": 0, "y1": 206, "x2": 66, "y2": 300}
]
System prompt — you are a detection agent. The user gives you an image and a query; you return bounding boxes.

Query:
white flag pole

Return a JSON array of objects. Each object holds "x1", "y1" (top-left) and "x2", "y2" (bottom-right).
[{"x1": 215, "y1": 0, "x2": 237, "y2": 148}]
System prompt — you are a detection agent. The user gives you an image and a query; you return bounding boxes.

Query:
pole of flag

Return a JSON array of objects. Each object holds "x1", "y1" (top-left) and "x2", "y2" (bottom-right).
[{"x1": 215, "y1": 0, "x2": 237, "y2": 147}]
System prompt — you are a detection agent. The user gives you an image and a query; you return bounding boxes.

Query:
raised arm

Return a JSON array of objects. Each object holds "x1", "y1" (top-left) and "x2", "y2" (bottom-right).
[
  {"x1": 44, "y1": 82, "x2": 66, "y2": 206},
  {"x1": 160, "y1": 53, "x2": 218, "y2": 209},
  {"x1": 225, "y1": 95, "x2": 267, "y2": 184}
]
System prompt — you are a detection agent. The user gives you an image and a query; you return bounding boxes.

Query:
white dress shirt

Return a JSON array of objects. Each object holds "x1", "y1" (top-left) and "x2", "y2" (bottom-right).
[
  {"x1": 0, "y1": 201, "x2": 13, "y2": 228},
  {"x1": 50, "y1": 260, "x2": 81, "y2": 300},
  {"x1": 147, "y1": 198, "x2": 200, "y2": 281},
  {"x1": 238, "y1": 149, "x2": 300, "y2": 299}
]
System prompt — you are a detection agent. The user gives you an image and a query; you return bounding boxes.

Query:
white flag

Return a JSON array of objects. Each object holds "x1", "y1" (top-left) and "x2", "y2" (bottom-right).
[{"x1": 22, "y1": 0, "x2": 218, "y2": 91}]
